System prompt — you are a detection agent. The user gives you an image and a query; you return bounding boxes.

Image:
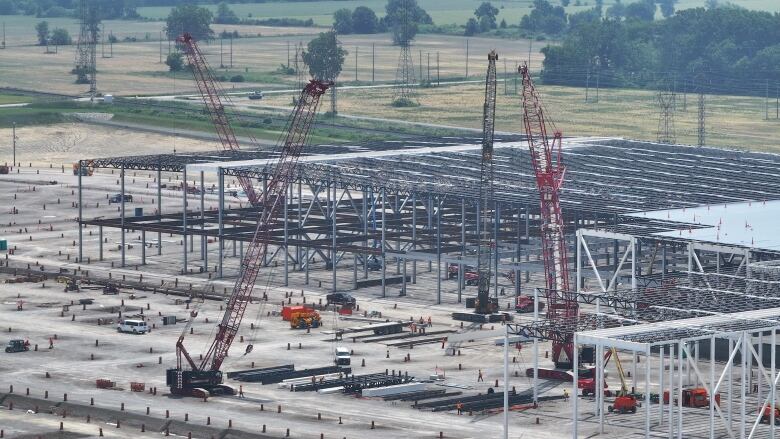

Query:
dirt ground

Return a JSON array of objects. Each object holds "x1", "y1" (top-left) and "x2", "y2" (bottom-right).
[{"x1": 0, "y1": 122, "x2": 218, "y2": 167}]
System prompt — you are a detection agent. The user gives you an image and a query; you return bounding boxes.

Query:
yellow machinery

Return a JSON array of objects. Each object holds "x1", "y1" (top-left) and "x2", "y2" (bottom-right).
[{"x1": 290, "y1": 310, "x2": 321, "y2": 329}]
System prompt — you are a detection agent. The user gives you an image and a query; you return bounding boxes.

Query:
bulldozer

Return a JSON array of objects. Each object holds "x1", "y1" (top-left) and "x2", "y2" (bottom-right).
[{"x1": 290, "y1": 310, "x2": 321, "y2": 329}]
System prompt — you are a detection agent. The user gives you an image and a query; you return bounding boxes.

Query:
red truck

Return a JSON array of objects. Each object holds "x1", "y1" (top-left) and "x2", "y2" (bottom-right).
[{"x1": 663, "y1": 388, "x2": 720, "y2": 408}]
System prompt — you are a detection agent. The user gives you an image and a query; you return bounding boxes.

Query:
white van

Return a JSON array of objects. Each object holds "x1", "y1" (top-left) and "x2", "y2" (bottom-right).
[{"x1": 117, "y1": 319, "x2": 149, "y2": 334}]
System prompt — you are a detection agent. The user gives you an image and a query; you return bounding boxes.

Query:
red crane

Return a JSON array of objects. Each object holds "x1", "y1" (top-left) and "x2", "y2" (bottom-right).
[
  {"x1": 176, "y1": 32, "x2": 259, "y2": 205},
  {"x1": 519, "y1": 64, "x2": 577, "y2": 369},
  {"x1": 165, "y1": 62, "x2": 331, "y2": 395}
]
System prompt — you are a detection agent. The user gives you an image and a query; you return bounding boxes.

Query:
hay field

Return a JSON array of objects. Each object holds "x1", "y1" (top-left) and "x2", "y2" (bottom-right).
[
  {"x1": 261, "y1": 81, "x2": 780, "y2": 153},
  {"x1": 0, "y1": 29, "x2": 545, "y2": 96}
]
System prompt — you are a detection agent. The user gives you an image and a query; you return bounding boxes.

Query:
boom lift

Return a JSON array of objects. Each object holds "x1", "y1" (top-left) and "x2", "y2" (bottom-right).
[
  {"x1": 165, "y1": 39, "x2": 331, "y2": 395},
  {"x1": 519, "y1": 64, "x2": 578, "y2": 369}
]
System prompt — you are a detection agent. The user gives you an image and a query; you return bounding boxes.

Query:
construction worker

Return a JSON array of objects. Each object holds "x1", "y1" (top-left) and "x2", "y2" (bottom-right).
[
  {"x1": 563, "y1": 389, "x2": 569, "y2": 402},
  {"x1": 456, "y1": 402, "x2": 464, "y2": 415},
  {"x1": 427, "y1": 316, "x2": 432, "y2": 327},
  {"x1": 48, "y1": 337, "x2": 54, "y2": 349},
  {"x1": 238, "y1": 385, "x2": 244, "y2": 398},
  {"x1": 477, "y1": 369, "x2": 484, "y2": 382}
]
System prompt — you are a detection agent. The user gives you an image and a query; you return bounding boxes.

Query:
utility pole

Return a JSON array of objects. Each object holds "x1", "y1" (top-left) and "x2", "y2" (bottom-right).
[
  {"x1": 2, "y1": 22, "x2": 5, "y2": 49},
  {"x1": 371, "y1": 43, "x2": 375, "y2": 84},
  {"x1": 419, "y1": 50, "x2": 423, "y2": 83},
  {"x1": 465, "y1": 39, "x2": 469, "y2": 78},
  {"x1": 436, "y1": 52, "x2": 440, "y2": 86},
  {"x1": 219, "y1": 35, "x2": 223, "y2": 68},
  {"x1": 355, "y1": 46, "x2": 358, "y2": 82},
  {"x1": 527, "y1": 39, "x2": 532, "y2": 66},
  {"x1": 698, "y1": 88, "x2": 705, "y2": 147},
  {"x1": 766, "y1": 79, "x2": 770, "y2": 120},
  {"x1": 504, "y1": 58, "x2": 508, "y2": 95},
  {"x1": 12, "y1": 122, "x2": 16, "y2": 166},
  {"x1": 287, "y1": 40, "x2": 290, "y2": 66},
  {"x1": 159, "y1": 31, "x2": 163, "y2": 63},
  {"x1": 427, "y1": 52, "x2": 430, "y2": 84},
  {"x1": 229, "y1": 33, "x2": 233, "y2": 68}
]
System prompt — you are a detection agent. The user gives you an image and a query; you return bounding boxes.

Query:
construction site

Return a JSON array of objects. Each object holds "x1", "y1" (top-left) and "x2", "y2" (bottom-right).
[{"x1": 2, "y1": 3, "x2": 780, "y2": 438}]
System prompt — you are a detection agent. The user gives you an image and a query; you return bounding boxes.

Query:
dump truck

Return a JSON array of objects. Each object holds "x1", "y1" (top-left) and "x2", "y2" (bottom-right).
[{"x1": 663, "y1": 387, "x2": 720, "y2": 408}]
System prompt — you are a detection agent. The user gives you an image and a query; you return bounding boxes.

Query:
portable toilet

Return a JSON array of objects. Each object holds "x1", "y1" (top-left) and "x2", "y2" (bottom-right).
[
  {"x1": 0, "y1": 239, "x2": 7, "y2": 251},
  {"x1": 103, "y1": 94, "x2": 113, "y2": 104},
  {"x1": 134, "y1": 207, "x2": 143, "y2": 217}
]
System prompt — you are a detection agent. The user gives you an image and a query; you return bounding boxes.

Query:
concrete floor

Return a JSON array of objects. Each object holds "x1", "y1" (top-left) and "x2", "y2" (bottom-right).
[{"x1": 1, "y1": 164, "x2": 771, "y2": 439}]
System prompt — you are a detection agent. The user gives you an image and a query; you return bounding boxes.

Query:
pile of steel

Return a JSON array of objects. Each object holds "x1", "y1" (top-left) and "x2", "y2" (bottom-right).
[
  {"x1": 413, "y1": 389, "x2": 563, "y2": 412},
  {"x1": 228, "y1": 364, "x2": 348, "y2": 385}
]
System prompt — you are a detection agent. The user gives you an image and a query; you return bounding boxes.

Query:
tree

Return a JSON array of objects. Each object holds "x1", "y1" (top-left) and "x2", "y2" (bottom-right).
[
  {"x1": 0, "y1": 0, "x2": 16, "y2": 15},
  {"x1": 352, "y1": 6, "x2": 378, "y2": 33},
  {"x1": 606, "y1": 0, "x2": 626, "y2": 18},
  {"x1": 166, "y1": 52, "x2": 184, "y2": 72},
  {"x1": 333, "y1": 8, "x2": 353, "y2": 34},
  {"x1": 499, "y1": 18, "x2": 507, "y2": 28},
  {"x1": 465, "y1": 17, "x2": 479, "y2": 36},
  {"x1": 214, "y1": 2, "x2": 239, "y2": 25},
  {"x1": 384, "y1": 0, "x2": 432, "y2": 45},
  {"x1": 35, "y1": 21, "x2": 49, "y2": 46},
  {"x1": 657, "y1": 0, "x2": 675, "y2": 18},
  {"x1": 595, "y1": 0, "x2": 604, "y2": 13},
  {"x1": 569, "y1": 7, "x2": 602, "y2": 29},
  {"x1": 302, "y1": 30, "x2": 347, "y2": 82},
  {"x1": 624, "y1": 0, "x2": 656, "y2": 21},
  {"x1": 165, "y1": 4, "x2": 213, "y2": 41},
  {"x1": 561, "y1": 0, "x2": 570, "y2": 6},
  {"x1": 474, "y1": 2, "x2": 499, "y2": 30},
  {"x1": 49, "y1": 28, "x2": 71, "y2": 45},
  {"x1": 520, "y1": 0, "x2": 566, "y2": 35}
]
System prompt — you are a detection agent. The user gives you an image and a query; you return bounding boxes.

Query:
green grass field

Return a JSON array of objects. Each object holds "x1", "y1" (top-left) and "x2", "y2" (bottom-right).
[
  {"x1": 257, "y1": 80, "x2": 780, "y2": 153},
  {"x1": 136, "y1": 0, "x2": 780, "y2": 25}
]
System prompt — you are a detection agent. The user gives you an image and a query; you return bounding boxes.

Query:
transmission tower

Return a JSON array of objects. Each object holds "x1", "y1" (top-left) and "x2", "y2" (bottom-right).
[
  {"x1": 656, "y1": 87, "x2": 676, "y2": 144},
  {"x1": 697, "y1": 86, "x2": 706, "y2": 147},
  {"x1": 294, "y1": 42, "x2": 306, "y2": 92},
  {"x1": 392, "y1": 6, "x2": 417, "y2": 105},
  {"x1": 74, "y1": 0, "x2": 98, "y2": 97}
]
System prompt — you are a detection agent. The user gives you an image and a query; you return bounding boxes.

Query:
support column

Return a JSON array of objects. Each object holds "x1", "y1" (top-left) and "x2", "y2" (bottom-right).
[
  {"x1": 494, "y1": 204, "x2": 500, "y2": 299},
  {"x1": 660, "y1": 344, "x2": 665, "y2": 426},
  {"x1": 182, "y1": 166, "x2": 187, "y2": 274},
  {"x1": 157, "y1": 167, "x2": 162, "y2": 255},
  {"x1": 98, "y1": 226, "x2": 103, "y2": 261},
  {"x1": 141, "y1": 230, "x2": 146, "y2": 265},
  {"x1": 740, "y1": 332, "x2": 747, "y2": 439},
  {"x1": 381, "y1": 188, "x2": 386, "y2": 297},
  {"x1": 412, "y1": 192, "x2": 417, "y2": 284},
  {"x1": 645, "y1": 347, "x2": 651, "y2": 439},
  {"x1": 218, "y1": 168, "x2": 224, "y2": 278},
  {"x1": 503, "y1": 324, "x2": 509, "y2": 439},
  {"x1": 200, "y1": 171, "x2": 205, "y2": 262},
  {"x1": 572, "y1": 334, "x2": 579, "y2": 439},
  {"x1": 78, "y1": 160, "x2": 83, "y2": 262},
  {"x1": 284, "y1": 185, "x2": 289, "y2": 287},
  {"x1": 120, "y1": 165, "x2": 126, "y2": 267},
  {"x1": 353, "y1": 253, "x2": 358, "y2": 290},
  {"x1": 436, "y1": 195, "x2": 441, "y2": 305},
  {"x1": 363, "y1": 188, "x2": 369, "y2": 279},
  {"x1": 428, "y1": 194, "x2": 433, "y2": 272},
  {"x1": 332, "y1": 182, "x2": 337, "y2": 292}
]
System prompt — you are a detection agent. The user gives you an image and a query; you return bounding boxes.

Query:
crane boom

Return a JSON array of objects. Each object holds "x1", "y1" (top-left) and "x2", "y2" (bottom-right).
[
  {"x1": 168, "y1": 79, "x2": 331, "y2": 396},
  {"x1": 475, "y1": 50, "x2": 499, "y2": 315},
  {"x1": 176, "y1": 33, "x2": 259, "y2": 205},
  {"x1": 518, "y1": 64, "x2": 577, "y2": 368}
]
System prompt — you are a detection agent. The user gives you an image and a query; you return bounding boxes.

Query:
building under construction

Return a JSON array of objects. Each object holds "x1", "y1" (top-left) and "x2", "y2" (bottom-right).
[{"x1": 74, "y1": 132, "x2": 780, "y2": 437}]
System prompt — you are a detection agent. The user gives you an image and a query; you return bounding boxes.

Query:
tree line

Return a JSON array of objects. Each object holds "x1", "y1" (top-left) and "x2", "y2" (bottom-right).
[{"x1": 540, "y1": 4, "x2": 780, "y2": 93}]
